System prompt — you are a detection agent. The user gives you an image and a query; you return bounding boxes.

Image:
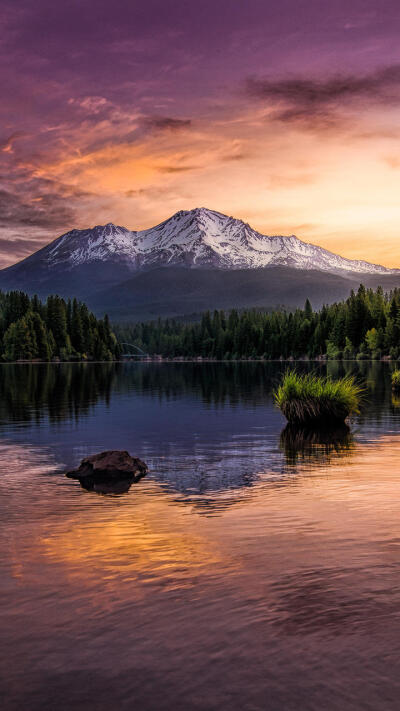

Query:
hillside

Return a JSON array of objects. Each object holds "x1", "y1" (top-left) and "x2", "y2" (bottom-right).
[{"x1": 1, "y1": 208, "x2": 399, "y2": 320}]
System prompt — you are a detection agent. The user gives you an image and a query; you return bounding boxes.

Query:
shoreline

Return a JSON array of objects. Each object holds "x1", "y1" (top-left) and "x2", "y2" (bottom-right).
[{"x1": 1, "y1": 357, "x2": 397, "y2": 365}]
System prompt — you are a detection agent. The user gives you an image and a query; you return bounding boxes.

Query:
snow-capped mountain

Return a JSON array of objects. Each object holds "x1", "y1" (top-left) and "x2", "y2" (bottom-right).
[
  {"x1": 21, "y1": 207, "x2": 397, "y2": 275},
  {"x1": 1, "y1": 207, "x2": 400, "y2": 321}
]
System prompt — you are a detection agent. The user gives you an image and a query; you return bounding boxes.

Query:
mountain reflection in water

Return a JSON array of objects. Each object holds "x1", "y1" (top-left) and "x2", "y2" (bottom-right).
[{"x1": 1, "y1": 362, "x2": 400, "y2": 710}]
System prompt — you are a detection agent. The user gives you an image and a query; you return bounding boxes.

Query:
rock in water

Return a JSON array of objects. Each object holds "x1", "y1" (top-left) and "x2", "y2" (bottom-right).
[{"x1": 66, "y1": 450, "x2": 148, "y2": 493}]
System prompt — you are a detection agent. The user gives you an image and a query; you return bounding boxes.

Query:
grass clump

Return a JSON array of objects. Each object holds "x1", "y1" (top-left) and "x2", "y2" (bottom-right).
[
  {"x1": 391, "y1": 369, "x2": 400, "y2": 391},
  {"x1": 274, "y1": 370, "x2": 363, "y2": 425}
]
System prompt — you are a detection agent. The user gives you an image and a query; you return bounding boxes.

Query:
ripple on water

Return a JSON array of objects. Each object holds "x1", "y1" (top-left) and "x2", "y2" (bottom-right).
[{"x1": 1, "y1": 362, "x2": 400, "y2": 710}]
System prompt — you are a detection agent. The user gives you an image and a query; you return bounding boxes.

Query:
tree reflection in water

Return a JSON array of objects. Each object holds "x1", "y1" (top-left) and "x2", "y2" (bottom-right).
[
  {"x1": 0, "y1": 360, "x2": 396, "y2": 426},
  {"x1": 0, "y1": 363, "x2": 116, "y2": 424}
]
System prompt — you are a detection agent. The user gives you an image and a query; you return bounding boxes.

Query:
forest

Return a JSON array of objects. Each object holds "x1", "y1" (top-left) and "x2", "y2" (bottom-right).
[
  {"x1": 115, "y1": 285, "x2": 400, "y2": 360},
  {"x1": 0, "y1": 291, "x2": 119, "y2": 361}
]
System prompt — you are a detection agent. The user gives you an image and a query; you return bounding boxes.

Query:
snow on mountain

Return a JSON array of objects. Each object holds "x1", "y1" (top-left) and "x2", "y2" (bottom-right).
[{"x1": 22, "y1": 207, "x2": 399, "y2": 275}]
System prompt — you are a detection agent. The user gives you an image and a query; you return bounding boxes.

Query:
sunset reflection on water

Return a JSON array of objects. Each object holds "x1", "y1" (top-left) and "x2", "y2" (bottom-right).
[{"x1": 1, "y1": 363, "x2": 400, "y2": 710}]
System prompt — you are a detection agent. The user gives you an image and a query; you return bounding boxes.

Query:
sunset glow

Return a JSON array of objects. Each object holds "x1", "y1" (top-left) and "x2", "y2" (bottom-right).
[{"x1": 1, "y1": 1, "x2": 400, "y2": 267}]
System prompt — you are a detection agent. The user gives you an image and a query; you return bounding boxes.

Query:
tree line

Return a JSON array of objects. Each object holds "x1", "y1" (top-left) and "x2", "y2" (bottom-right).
[
  {"x1": 115, "y1": 285, "x2": 400, "y2": 360},
  {"x1": 0, "y1": 291, "x2": 119, "y2": 361}
]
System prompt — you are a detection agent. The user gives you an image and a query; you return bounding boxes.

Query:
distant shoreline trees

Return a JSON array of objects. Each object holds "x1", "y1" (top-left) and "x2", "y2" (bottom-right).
[
  {"x1": 3, "y1": 284, "x2": 400, "y2": 363},
  {"x1": 115, "y1": 285, "x2": 400, "y2": 361},
  {"x1": 0, "y1": 291, "x2": 119, "y2": 361}
]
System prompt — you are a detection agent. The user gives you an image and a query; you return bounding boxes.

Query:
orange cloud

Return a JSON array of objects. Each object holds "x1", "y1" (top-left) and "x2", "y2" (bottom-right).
[{"x1": 3, "y1": 84, "x2": 400, "y2": 267}]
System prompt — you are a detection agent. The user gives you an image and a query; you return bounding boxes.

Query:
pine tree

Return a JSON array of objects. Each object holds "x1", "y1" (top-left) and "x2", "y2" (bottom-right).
[
  {"x1": 0, "y1": 291, "x2": 118, "y2": 361},
  {"x1": 304, "y1": 298, "x2": 313, "y2": 319},
  {"x1": 29, "y1": 312, "x2": 50, "y2": 360},
  {"x1": 71, "y1": 298, "x2": 84, "y2": 353},
  {"x1": 46, "y1": 296, "x2": 68, "y2": 354}
]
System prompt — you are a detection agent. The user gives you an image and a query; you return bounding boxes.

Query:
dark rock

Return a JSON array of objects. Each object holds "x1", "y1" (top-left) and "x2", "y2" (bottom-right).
[{"x1": 66, "y1": 450, "x2": 148, "y2": 493}]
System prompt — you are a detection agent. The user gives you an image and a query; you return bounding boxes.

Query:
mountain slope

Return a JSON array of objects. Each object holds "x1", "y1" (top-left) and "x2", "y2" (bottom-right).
[
  {"x1": 2, "y1": 207, "x2": 398, "y2": 278},
  {"x1": 0, "y1": 207, "x2": 399, "y2": 320},
  {"x1": 91, "y1": 267, "x2": 400, "y2": 321}
]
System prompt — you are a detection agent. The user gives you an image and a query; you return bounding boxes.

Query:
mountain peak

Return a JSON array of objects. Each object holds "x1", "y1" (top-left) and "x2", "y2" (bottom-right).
[
  {"x1": 91, "y1": 222, "x2": 126, "y2": 232},
  {"x1": 168, "y1": 206, "x2": 229, "y2": 223},
  {"x1": 4, "y1": 207, "x2": 398, "y2": 276}
]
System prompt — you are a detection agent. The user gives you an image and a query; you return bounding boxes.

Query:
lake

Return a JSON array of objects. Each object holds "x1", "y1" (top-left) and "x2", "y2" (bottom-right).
[{"x1": 1, "y1": 361, "x2": 400, "y2": 710}]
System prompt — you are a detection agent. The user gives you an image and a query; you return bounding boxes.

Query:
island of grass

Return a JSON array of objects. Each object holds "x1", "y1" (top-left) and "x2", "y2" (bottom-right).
[
  {"x1": 274, "y1": 370, "x2": 363, "y2": 425},
  {"x1": 391, "y1": 369, "x2": 400, "y2": 392}
]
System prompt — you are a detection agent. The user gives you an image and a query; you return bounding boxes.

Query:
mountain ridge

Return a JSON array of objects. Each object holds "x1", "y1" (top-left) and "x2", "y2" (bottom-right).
[
  {"x1": 1, "y1": 207, "x2": 399, "y2": 321},
  {"x1": 4, "y1": 207, "x2": 398, "y2": 276}
]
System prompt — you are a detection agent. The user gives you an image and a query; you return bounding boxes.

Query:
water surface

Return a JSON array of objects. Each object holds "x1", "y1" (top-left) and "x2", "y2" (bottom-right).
[{"x1": 1, "y1": 361, "x2": 400, "y2": 710}]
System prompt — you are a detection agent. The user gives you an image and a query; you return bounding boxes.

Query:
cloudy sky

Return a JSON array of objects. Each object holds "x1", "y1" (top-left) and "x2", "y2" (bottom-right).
[{"x1": 1, "y1": 0, "x2": 400, "y2": 267}]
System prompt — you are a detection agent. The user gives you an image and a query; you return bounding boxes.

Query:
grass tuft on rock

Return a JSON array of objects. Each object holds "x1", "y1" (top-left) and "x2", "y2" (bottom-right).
[
  {"x1": 274, "y1": 370, "x2": 363, "y2": 425},
  {"x1": 391, "y1": 369, "x2": 400, "y2": 391}
]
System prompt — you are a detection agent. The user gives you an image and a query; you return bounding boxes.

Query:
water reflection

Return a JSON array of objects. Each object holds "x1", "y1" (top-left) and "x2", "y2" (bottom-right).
[
  {"x1": 392, "y1": 393, "x2": 400, "y2": 409},
  {"x1": 280, "y1": 423, "x2": 354, "y2": 466},
  {"x1": 0, "y1": 363, "x2": 116, "y2": 424},
  {"x1": 0, "y1": 360, "x2": 398, "y2": 425},
  {"x1": 3, "y1": 434, "x2": 400, "y2": 709},
  {"x1": 2, "y1": 365, "x2": 400, "y2": 709},
  {"x1": 74, "y1": 474, "x2": 145, "y2": 494},
  {"x1": 0, "y1": 360, "x2": 399, "y2": 505},
  {"x1": 269, "y1": 564, "x2": 397, "y2": 635}
]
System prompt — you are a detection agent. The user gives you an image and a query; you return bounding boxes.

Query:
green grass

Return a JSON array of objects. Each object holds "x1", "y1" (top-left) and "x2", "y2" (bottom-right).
[
  {"x1": 274, "y1": 370, "x2": 363, "y2": 425},
  {"x1": 392, "y1": 369, "x2": 400, "y2": 391}
]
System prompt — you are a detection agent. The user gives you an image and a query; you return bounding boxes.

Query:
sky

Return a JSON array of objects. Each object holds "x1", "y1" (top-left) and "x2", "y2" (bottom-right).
[{"x1": 1, "y1": 0, "x2": 400, "y2": 268}]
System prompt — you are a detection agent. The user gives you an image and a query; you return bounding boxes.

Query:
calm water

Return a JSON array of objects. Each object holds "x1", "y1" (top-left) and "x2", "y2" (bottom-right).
[{"x1": 2, "y1": 361, "x2": 400, "y2": 710}]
